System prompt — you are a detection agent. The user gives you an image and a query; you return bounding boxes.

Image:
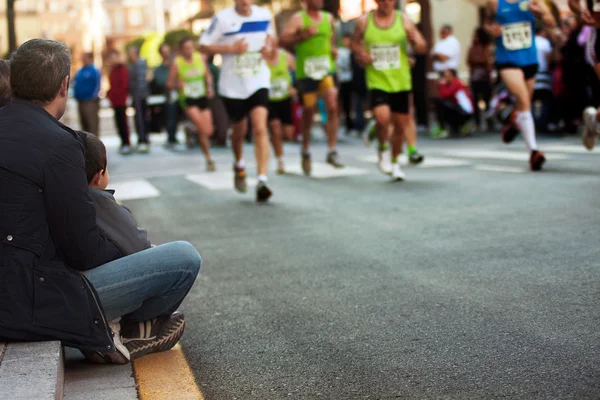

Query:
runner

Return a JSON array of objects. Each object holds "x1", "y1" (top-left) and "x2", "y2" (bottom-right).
[
  {"x1": 168, "y1": 37, "x2": 216, "y2": 171},
  {"x1": 199, "y1": 0, "x2": 277, "y2": 202},
  {"x1": 280, "y1": 0, "x2": 343, "y2": 176},
  {"x1": 485, "y1": 0, "x2": 555, "y2": 171},
  {"x1": 266, "y1": 48, "x2": 296, "y2": 174},
  {"x1": 352, "y1": 0, "x2": 427, "y2": 181},
  {"x1": 569, "y1": 0, "x2": 600, "y2": 150}
]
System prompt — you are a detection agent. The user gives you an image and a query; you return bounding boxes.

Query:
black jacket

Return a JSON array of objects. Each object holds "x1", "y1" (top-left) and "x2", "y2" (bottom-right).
[
  {"x1": 0, "y1": 99, "x2": 122, "y2": 351},
  {"x1": 90, "y1": 188, "x2": 151, "y2": 256}
]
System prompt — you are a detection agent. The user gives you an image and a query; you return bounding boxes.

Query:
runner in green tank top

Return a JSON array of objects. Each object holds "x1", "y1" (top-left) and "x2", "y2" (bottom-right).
[
  {"x1": 167, "y1": 37, "x2": 216, "y2": 171},
  {"x1": 266, "y1": 49, "x2": 296, "y2": 174},
  {"x1": 280, "y1": 0, "x2": 343, "y2": 176},
  {"x1": 352, "y1": 2, "x2": 427, "y2": 181}
]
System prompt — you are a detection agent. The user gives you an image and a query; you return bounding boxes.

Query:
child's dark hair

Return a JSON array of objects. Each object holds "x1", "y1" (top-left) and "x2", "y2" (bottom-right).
[{"x1": 81, "y1": 131, "x2": 107, "y2": 183}]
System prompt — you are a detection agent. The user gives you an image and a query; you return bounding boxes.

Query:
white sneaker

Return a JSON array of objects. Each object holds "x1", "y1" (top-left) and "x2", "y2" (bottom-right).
[
  {"x1": 377, "y1": 150, "x2": 392, "y2": 175},
  {"x1": 119, "y1": 145, "x2": 132, "y2": 155},
  {"x1": 137, "y1": 143, "x2": 150, "y2": 153},
  {"x1": 583, "y1": 107, "x2": 599, "y2": 151},
  {"x1": 391, "y1": 163, "x2": 406, "y2": 181}
]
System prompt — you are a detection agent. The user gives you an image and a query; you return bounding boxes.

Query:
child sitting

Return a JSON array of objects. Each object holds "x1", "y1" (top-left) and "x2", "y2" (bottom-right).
[{"x1": 82, "y1": 131, "x2": 151, "y2": 256}]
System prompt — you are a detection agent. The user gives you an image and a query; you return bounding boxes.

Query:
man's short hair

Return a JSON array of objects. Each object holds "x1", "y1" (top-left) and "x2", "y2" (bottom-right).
[
  {"x1": 82, "y1": 132, "x2": 107, "y2": 184},
  {"x1": 442, "y1": 24, "x2": 453, "y2": 32},
  {"x1": 10, "y1": 39, "x2": 71, "y2": 104},
  {"x1": 84, "y1": 52, "x2": 94, "y2": 61},
  {"x1": 0, "y1": 60, "x2": 11, "y2": 106}
]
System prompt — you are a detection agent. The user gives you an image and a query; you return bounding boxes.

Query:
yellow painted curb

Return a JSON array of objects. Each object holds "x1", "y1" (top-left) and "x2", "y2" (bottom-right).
[{"x1": 134, "y1": 343, "x2": 204, "y2": 400}]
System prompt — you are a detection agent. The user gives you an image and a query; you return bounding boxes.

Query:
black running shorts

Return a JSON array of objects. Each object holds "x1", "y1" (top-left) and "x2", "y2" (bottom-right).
[
  {"x1": 222, "y1": 88, "x2": 269, "y2": 123},
  {"x1": 267, "y1": 97, "x2": 293, "y2": 125},
  {"x1": 369, "y1": 89, "x2": 410, "y2": 114}
]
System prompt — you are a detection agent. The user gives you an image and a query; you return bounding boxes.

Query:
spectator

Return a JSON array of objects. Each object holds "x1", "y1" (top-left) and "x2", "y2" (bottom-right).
[
  {"x1": 151, "y1": 44, "x2": 179, "y2": 147},
  {"x1": 0, "y1": 60, "x2": 10, "y2": 107},
  {"x1": 432, "y1": 25, "x2": 461, "y2": 74},
  {"x1": 74, "y1": 52, "x2": 101, "y2": 136},
  {"x1": 0, "y1": 38, "x2": 201, "y2": 364},
  {"x1": 533, "y1": 26, "x2": 554, "y2": 132},
  {"x1": 337, "y1": 34, "x2": 354, "y2": 134},
  {"x1": 467, "y1": 27, "x2": 493, "y2": 131},
  {"x1": 434, "y1": 69, "x2": 475, "y2": 138},
  {"x1": 127, "y1": 46, "x2": 150, "y2": 153},
  {"x1": 107, "y1": 50, "x2": 131, "y2": 154},
  {"x1": 82, "y1": 132, "x2": 151, "y2": 256}
]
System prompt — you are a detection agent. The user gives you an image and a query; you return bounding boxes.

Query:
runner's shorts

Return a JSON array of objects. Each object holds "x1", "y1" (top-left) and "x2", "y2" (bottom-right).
[
  {"x1": 268, "y1": 97, "x2": 293, "y2": 125},
  {"x1": 369, "y1": 89, "x2": 410, "y2": 114},
  {"x1": 296, "y1": 74, "x2": 337, "y2": 108},
  {"x1": 496, "y1": 63, "x2": 539, "y2": 81},
  {"x1": 222, "y1": 88, "x2": 269, "y2": 123}
]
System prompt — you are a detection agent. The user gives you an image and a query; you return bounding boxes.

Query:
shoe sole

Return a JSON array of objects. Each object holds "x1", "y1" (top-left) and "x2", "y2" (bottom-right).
[
  {"x1": 327, "y1": 161, "x2": 344, "y2": 169},
  {"x1": 125, "y1": 314, "x2": 185, "y2": 361},
  {"x1": 82, "y1": 350, "x2": 130, "y2": 365},
  {"x1": 530, "y1": 154, "x2": 546, "y2": 171},
  {"x1": 256, "y1": 186, "x2": 273, "y2": 203}
]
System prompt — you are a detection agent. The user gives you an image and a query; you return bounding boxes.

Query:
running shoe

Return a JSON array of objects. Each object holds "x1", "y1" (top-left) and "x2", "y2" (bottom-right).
[
  {"x1": 582, "y1": 107, "x2": 599, "y2": 151},
  {"x1": 121, "y1": 312, "x2": 185, "y2": 361},
  {"x1": 82, "y1": 318, "x2": 131, "y2": 365},
  {"x1": 408, "y1": 151, "x2": 425, "y2": 165},
  {"x1": 501, "y1": 111, "x2": 519, "y2": 144},
  {"x1": 459, "y1": 120, "x2": 474, "y2": 137},
  {"x1": 119, "y1": 145, "x2": 133, "y2": 155},
  {"x1": 137, "y1": 143, "x2": 150, "y2": 153},
  {"x1": 391, "y1": 163, "x2": 406, "y2": 181},
  {"x1": 326, "y1": 150, "x2": 344, "y2": 168},
  {"x1": 302, "y1": 152, "x2": 312, "y2": 176},
  {"x1": 363, "y1": 119, "x2": 376, "y2": 147},
  {"x1": 377, "y1": 150, "x2": 392, "y2": 175},
  {"x1": 233, "y1": 164, "x2": 247, "y2": 193},
  {"x1": 529, "y1": 150, "x2": 546, "y2": 171},
  {"x1": 256, "y1": 181, "x2": 273, "y2": 203},
  {"x1": 207, "y1": 160, "x2": 216, "y2": 172},
  {"x1": 276, "y1": 159, "x2": 285, "y2": 175},
  {"x1": 430, "y1": 125, "x2": 449, "y2": 139}
]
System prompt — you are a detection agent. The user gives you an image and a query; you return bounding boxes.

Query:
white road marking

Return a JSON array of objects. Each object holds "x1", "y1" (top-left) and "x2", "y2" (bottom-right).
[
  {"x1": 286, "y1": 162, "x2": 369, "y2": 178},
  {"x1": 474, "y1": 164, "x2": 527, "y2": 174},
  {"x1": 186, "y1": 172, "x2": 257, "y2": 190},
  {"x1": 541, "y1": 144, "x2": 595, "y2": 154},
  {"x1": 109, "y1": 179, "x2": 161, "y2": 201},
  {"x1": 441, "y1": 149, "x2": 569, "y2": 161},
  {"x1": 357, "y1": 154, "x2": 471, "y2": 168}
]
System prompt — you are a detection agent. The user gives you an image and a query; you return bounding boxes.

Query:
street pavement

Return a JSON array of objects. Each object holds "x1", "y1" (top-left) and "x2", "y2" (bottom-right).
[{"x1": 96, "y1": 121, "x2": 600, "y2": 399}]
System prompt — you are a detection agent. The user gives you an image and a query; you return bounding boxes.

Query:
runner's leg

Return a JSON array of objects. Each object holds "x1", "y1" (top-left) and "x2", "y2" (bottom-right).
[
  {"x1": 250, "y1": 105, "x2": 270, "y2": 178},
  {"x1": 372, "y1": 103, "x2": 392, "y2": 175},
  {"x1": 185, "y1": 106, "x2": 214, "y2": 163}
]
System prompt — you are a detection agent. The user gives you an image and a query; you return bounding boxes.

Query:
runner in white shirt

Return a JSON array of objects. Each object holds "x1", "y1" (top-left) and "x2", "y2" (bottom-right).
[{"x1": 199, "y1": 0, "x2": 277, "y2": 202}]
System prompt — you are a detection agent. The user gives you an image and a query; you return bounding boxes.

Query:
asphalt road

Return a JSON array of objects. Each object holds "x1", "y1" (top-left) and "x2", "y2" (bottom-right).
[{"x1": 103, "y1": 129, "x2": 600, "y2": 400}]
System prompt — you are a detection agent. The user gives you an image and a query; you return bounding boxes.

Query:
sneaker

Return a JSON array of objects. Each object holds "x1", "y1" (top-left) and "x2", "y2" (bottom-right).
[
  {"x1": 256, "y1": 181, "x2": 273, "y2": 203},
  {"x1": 137, "y1": 143, "x2": 150, "y2": 153},
  {"x1": 121, "y1": 312, "x2": 185, "y2": 361},
  {"x1": 377, "y1": 150, "x2": 392, "y2": 175},
  {"x1": 391, "y1": 163, "x2": 406, "y2": 181},
  {"x1": 529, "y1": 150, "x2": 546, "y2": 171},
  {"x1": 163, "y1": 141, "x2": 177, "y2": 150},
  {"x1": 430, "y1": 126, "x2": 449, "y2": 139},
  {"x1": 233, "y1": 164, "x2": 247, "y2": 193},
  {"x1": 82, "y1": 318, "x2": 131, "y2": 365},
  {"x1": 408, "y1": 151, "x2": 425, "y2": 165},
  {"x1": 119, "y1": 145, "x2": 133, "y2": 155},
  {"x1": 501, "y1": 112, "x2": 519, "y2": 144},
  {"x1": 302, "y1": 152, "x2": 312, "y2": 176},
  {"x1": 207, "y1": 160, "x2": 216, "y2": 172},
  {"x1": 363, "y1": 120, "x2": 376, "y2": 147},
  {"x1": 326, "y1": 150, "x2": 344, "y2": 168},
  {"x1": 459, "y1": 120, "x2": 474, "y2": 137},
  {"x1": 582, "y1": 107, "x2": 599, "y2": 151},
  {"x1": 276, "y1": 159, "x2": 285, "y2": 175}
]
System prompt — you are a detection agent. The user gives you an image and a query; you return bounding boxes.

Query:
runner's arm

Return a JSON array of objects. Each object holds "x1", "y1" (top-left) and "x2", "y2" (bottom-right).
[
  {"x1": 330, "y1": 13, "x2": 338, "y2": 60},
  {"x1": 198, "y1": 15, "x2": 236, "y2": 55},
  {"x1": 404, "y1": 13, "x2": 427, "y2": 54},
  {"x1": 484, "y1": 0, "x2": 503, "y2": 38},
  {"x1": 280, "y1": 13, "x2": 312, "y2": 48},
  {"x1": 286, "y1": 51, "x2": 296, "y2": 71},
  {"x1": 350, "y1": 15, "x2": 372, "y2": 67},
  {"x1": 531, "y1": 0, "x2": 556, "y2": 29},
  {"x1": 202, "y1": 54, "x2": 214, "y2": 97}
]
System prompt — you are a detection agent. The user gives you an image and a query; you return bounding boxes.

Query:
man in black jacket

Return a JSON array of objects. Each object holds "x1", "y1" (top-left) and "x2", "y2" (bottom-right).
[{"x1": 0, "y1": 39, "x2": 201, "y2": 364}]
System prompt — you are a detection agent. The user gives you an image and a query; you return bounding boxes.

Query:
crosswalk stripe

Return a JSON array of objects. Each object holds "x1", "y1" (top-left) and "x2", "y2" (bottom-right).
[
  {"x1": 186, "y1": 172, "x2": 258, "y2": 190},
  {"x1": 542, "y1": 144, "x2": 595, "y2": 154},
  {"x1": 440, "y1": 149, "x2": 570, "y2": 161},
  {"x1": 357, "y1": 154, "x2": 472, "y2": 168},
  {"x1": 109, "y1": 179, "x2": 161, "y2": 201},
  {"x1": 286, "y1": 162, "x2": 369, "y2": 178},
  {"x1": 474, "y1": 164, "x2": 527, "y2": 174}
]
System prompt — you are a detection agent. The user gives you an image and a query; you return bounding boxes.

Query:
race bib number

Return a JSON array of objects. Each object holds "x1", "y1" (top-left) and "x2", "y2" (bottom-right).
[
  {"x1": 502, "y1": 22, "x2": 532, "y2": 51},
  {"x1": 183, "y1": 80, "x2": 205, "y2": 98},
  {"x1": 304, "y1": 56, "x2": 330, "y2": 80},
  {"x1": 370, "y1": 44, "x2": 401, "y2": 71},
  {"x1": 270, "y1": 78, "x2": 289, "y2": 99},
  {"x1": 234, "y1": 52, "x2": 263, "y2": 77}
]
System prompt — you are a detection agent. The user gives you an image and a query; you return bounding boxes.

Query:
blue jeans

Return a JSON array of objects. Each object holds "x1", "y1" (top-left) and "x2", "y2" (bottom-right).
[
  {"x1": 83, "y1": 241, "x2": 201, "y2": 322},
  {"x1": 165, "y1": 101, "x2": 179, "y2": 143}
]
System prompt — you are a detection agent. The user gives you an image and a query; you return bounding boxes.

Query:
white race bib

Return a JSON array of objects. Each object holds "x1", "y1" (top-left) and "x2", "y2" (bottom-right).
[
  {"x1": 370, "y1": 44, "x2": 401, "y2": 71},
  {"x1": 183, "y1": 80, "x2": 206, "y2": 98},
  {"x1": 502, "y1": 22, "x2": 532, "y2": 51},
  {"x1": 234, "y1": 52, "x2": 264, "y2": 77},
  {"x1": 269, "y1": 78, "x2": 289, "y2": 99},
  {"x1": 304, "y1": 56, "x2": 330, "y2": 80}
]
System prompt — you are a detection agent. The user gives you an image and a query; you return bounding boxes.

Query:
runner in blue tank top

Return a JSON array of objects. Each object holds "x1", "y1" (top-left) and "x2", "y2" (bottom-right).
[{"x1": 485, "y1": 0, "x2": 554, "y2": 171}]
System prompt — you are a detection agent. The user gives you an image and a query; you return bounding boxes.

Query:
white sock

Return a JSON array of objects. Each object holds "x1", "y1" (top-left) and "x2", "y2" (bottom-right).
[
  {"x1": 515, "y1": 111, "x2": 537, "y2": 152},
  {"x1": 235, "y1": 159, "x2": 245, "y2": 169},
  {"x1": 258, "y1": 175, "x2": 268, "y2": 182}
]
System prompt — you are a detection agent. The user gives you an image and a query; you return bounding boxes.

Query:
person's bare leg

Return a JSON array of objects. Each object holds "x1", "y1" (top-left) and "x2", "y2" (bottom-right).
[
  {"x1": 283, "y1": 124, "x2": 295, "y2": 141},
  {"x1": 250, "y1": 106, "x2": 270, "y2": 177},
  {"x1": 269, "y1": 119, "x2": 284, "y2": 159},
  {"x1": 301, "y1": 106, "x2": 315, "y2": 154},
  {"x1": 372, "y1": 104, "x2": 392, "y2": 174},
  {"x1": 230, "y1": 118, "x2": 248, "y2": 164},
  {"x1": 501, "y1": 69, "x2": 537, "y2": 151},
  {"x1": 323, "y1": 87, "x2": 339, "y2": 151},
  {"x1": 390, "y1": 113, "x2": 409, "y2": 180},
  {"x1": 186, "y1": 107, "x2": 214, "y2": 162}
]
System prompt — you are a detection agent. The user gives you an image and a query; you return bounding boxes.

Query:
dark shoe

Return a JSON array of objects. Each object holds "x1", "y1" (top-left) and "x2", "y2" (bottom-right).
[
  {"x1": 82, "y1": 319, "x2": 130, "y2": 365},
  {"x1": 501, "y1": 111, "x2": 519, "y2": 144},
  {"x1": 302, "y1": 152, "x2": 312, "y2": 176},
  {"x1": 529, "y1": 150, "x2": 546, "y2": 171},
  {"x1": 121, "y1": 312, "x2": 186, "y2": 360},
  {"x1": 234, "y1": 164, "x2": 247, "y2": 193},
  {"x1": 256, "y1": 181, "x2": 273, "y2": 203},
  {"x1": 326, "y1": 150, "x2": 344, "y2": 168},
  {"x1": 408, "y1": 151, "x2": 424, "y2": 165}
]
